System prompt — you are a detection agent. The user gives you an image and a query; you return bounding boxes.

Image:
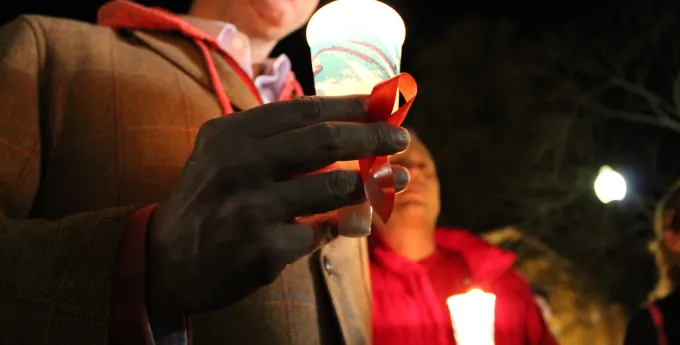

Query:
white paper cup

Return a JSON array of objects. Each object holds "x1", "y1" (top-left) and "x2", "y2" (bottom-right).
[{"x1": 306, "y1": 0, "x2": 405, "y2": 237}]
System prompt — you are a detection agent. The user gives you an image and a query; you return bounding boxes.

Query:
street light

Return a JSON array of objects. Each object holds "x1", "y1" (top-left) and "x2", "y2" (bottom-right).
[{"x1": 594, "y1": 165, "x2": 627, "y2": 203}]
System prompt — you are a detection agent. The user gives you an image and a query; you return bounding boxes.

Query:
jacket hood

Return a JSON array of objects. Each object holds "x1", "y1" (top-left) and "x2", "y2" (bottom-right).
[{"x1": 434, "y1": 228, "x2": 516, "y2": 288}]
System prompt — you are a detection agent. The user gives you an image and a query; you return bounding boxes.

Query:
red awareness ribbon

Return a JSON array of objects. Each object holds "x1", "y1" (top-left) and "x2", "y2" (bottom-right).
[{"x1": 362, "y1": 72, "x2": 417, "y2": 222}]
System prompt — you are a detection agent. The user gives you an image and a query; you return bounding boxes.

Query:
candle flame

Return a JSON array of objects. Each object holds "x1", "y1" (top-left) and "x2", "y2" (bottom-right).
[{"x1": 446, "y1": 289, "x2": 497, "y2": 345}]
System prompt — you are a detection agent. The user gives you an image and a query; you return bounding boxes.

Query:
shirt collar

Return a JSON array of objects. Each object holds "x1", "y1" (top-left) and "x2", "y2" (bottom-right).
[{"x1": 180, "y1": 15, "x2": 291, "y2": 82}]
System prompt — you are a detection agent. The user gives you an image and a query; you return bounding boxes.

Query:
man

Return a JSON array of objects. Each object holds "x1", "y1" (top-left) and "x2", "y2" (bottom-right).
[
  {"x1": 369, "y1": 130, "x2": 557, "y2": 345},
  {"x1": 623, "y1": 180, "x2": 680, "y2": 345},
  {"x1": 0, "y1": 0, "x2": 411, "y2": 344}
]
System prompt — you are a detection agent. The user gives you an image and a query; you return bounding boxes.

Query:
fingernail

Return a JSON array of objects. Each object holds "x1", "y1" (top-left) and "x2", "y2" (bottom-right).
[
  {"x1": 393, "y1": 127, "x2": 411, "y2": 150},
  {"x1": 393, "y1": 167, "x2": 410, "y2": 191}
]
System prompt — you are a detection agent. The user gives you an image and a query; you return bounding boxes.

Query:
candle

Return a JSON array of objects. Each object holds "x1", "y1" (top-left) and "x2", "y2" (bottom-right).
[
  {"x1": 306, "y1": 0, "x2": 406, "y2": 237},
  {"x1": 446, "y1": 289, "x2": 497, "y2": 345}
]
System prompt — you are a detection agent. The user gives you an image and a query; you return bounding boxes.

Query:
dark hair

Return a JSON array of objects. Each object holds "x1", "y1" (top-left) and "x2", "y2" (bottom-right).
[
  {"x1": 532, "y1": 286, "x2": 550, "y2": 301},
  {"x1": 403, "y1": 127, "x2": 424, "y2": 146},
  {"x1": 402, "y1": 126, "x2": 417, "y2": 136}
]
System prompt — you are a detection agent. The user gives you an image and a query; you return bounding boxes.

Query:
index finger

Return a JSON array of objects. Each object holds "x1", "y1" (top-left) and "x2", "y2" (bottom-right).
[{"x1": 225, "y1": 95, "x2": 369, "y2": 138}]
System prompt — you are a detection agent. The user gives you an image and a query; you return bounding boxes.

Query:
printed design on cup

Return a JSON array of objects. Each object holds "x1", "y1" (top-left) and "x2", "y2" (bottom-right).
[{"x1": 310, "y1": 33, "x2": 402, "y2": 97}]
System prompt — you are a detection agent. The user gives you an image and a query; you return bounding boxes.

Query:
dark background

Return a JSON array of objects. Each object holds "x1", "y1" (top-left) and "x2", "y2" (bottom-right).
[{"x1": 3, "y1": 0, "x2": 678, "y2": 313}]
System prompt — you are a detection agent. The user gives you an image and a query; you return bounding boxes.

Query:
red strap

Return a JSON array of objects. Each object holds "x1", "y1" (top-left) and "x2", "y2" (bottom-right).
[
  {"x1": 97, "y1": 0, "x2": 264, "y2": 114},
  {"x1": 193, "y1": 39, "x2": 234, "y2": 114},
  {"x1": 109, "y1": 204, "x2": 158, "y2": 345},
  {"x1": 648, "y1": 303, "x2": 668, "y2": 345},
  {"x1": 278, "y1": 72, "x2": 304, "y2": 101}
]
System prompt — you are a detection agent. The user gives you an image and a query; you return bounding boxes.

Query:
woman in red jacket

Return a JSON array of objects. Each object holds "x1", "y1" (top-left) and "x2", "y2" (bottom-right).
[{"x1": 370, "y1": 130, "x2": 558, "y2": 345}]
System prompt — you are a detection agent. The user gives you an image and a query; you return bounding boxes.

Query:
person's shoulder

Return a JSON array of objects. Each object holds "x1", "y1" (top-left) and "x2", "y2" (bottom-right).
[
  {"x1": 623, "y1": 307, "x2": 656, "y2": 345},
  {"x1": 7, "y1": 15, "x2": 116, "y2": 42},
  {"x1": 656, "y1": 288, "x2": 680, "y2": 306},
  {"x1": 628, "y1": 307, "x2": 654, "y2": 323},
  {"x1": 495, "y1": 268, "x2": 534, "y2": 296}
]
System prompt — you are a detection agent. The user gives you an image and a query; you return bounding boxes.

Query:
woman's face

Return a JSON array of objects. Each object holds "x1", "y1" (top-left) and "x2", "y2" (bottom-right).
[{"x1": 662, "y1": 210, "x2": 680, "y2": 253}]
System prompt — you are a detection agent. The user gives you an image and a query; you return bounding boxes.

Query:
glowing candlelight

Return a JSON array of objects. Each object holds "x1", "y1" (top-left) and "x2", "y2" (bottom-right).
[
  {"x1": 446, "y1": 289, "x2": 496, "y2": 345},
  {"x1": 306, "y1": 0, "x2": 406, "y2": 237}
]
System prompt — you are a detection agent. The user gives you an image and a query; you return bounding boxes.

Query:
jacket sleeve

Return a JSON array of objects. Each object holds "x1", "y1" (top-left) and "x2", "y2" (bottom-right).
[
  {"x1": 0, "y1": 17, "x2": 159, "y2": 345},
  {"x1": 623, "y1": 309, "x2": 657, "y2": 345}
]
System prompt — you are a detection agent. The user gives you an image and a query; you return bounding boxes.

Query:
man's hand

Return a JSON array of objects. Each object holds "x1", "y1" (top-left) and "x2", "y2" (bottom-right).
[{"x1": 146, "y1": 95, "x2": 411, "y2": 317}]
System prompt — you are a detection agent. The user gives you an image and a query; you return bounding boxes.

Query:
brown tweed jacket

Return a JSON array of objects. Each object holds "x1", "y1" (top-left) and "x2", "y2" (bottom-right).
[{"x1": 0, "y1": 15, "x2": 371, "y2": 345}]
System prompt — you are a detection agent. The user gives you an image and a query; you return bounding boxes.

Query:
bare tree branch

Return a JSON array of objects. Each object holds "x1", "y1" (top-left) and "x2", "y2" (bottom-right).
[
  {"x1": 673, "y1": 73, "x2": 680, "y2": 117},
  {"x1": 551, "y1": 112, "x2": 576, "y2": 178},
  {"x1": 610, "y1": 77, "x2": 677, "y2": 115},
  {"x1": 583, "y1": 103, "x2": 678, "y2": 131}
]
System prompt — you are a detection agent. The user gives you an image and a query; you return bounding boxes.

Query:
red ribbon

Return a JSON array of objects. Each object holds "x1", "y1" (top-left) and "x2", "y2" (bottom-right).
[{"x1": 362, "y1": 72, "x2": 417, "y2": 222}]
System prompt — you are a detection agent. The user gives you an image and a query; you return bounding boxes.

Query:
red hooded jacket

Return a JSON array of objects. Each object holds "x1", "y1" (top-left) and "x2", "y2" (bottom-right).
[{"x1": 370, "y1": 228, "x2": 558, "y2": 345}]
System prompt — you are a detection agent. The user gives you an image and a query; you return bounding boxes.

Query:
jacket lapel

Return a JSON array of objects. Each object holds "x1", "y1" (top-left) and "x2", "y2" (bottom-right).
[
  {"x1": 320, "y1": 237, "x2": 372, "y2": 344},
  {"x1": 130, "y1": 30, "x2": 260, "y2": 111}
]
